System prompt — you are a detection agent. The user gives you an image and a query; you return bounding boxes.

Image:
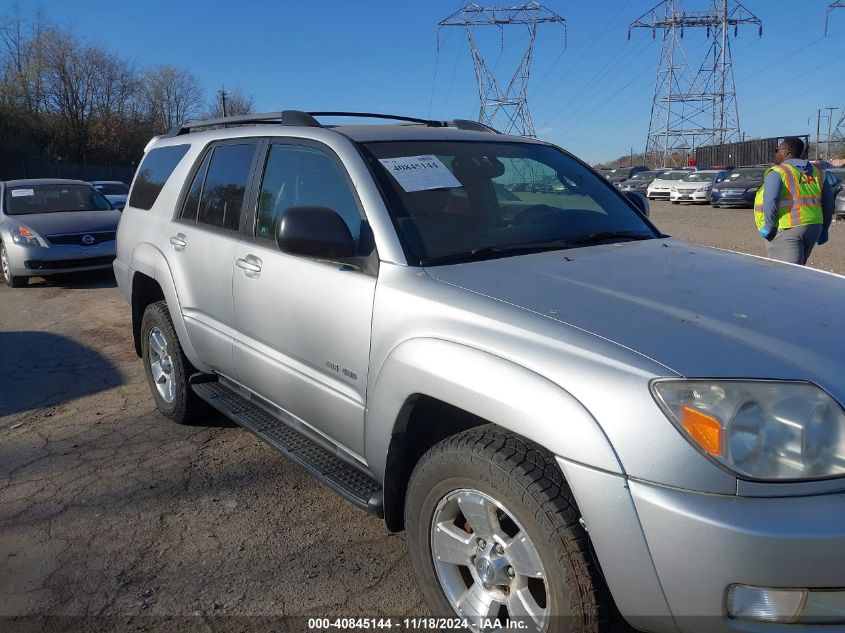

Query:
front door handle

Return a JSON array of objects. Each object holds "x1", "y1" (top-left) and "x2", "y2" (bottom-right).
[
  {"x1": 169, "y1": 233, "x2": 187, "y2": 251},
  {"x1": 236, "y1": 255, "x2": 262, "y2": 277}
]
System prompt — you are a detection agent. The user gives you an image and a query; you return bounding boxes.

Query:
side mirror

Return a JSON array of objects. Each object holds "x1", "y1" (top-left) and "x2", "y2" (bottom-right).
[
  {"x1": 624, "y1": 191, "x2": 649, "y2": 217},
  {"x1": 276, "y1": 206, "x2": 355, "y2": 259}
]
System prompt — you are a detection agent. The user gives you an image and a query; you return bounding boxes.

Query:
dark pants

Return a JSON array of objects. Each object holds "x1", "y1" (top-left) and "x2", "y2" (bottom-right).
[{"x1": 765, "y1": 224, "x2": 823, "y2": 265}]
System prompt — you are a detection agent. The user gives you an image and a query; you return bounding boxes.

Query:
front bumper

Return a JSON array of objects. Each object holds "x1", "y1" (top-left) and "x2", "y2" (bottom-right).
[
  {"x1": 5, "y1": 240, "x2": 116, "y2": 277},
  {"x1": 711, "y1": 191, "x2": 755, "y2": 207},
  {"x1": 648, "y1": 189, "x2": 671, "y2": 199},
  {"x1": 632, "y1": 481, "x2": 845, "y2": 632},
  {"x1": 670, "y1": 189, "x2": 711, "y2": 203},
  {"x1": 558, "y1": 457, "x2": 845, "y2": 633}
]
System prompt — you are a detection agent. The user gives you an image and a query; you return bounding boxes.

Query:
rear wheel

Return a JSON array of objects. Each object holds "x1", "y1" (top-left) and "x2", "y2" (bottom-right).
[
  {"x1": 1, "y1": 243, "x2": 28, "y2": 287},
  {"x1": 406, "y1": 426, "x2": 629, "y2": 633},
  {"x1": 140, "y1": 301, "x2": 206, "y2": 424}
]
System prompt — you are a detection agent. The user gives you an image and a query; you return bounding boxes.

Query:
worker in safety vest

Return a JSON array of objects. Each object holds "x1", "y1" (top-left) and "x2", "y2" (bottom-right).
[{"x1": 754, "y1": 137, "x2": 833, "y2": 265}]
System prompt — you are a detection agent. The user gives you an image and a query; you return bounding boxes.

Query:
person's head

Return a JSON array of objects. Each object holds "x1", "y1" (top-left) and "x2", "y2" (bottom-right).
[{"x1": 775, "y1": 137, "x2": 804, "y2": 164}]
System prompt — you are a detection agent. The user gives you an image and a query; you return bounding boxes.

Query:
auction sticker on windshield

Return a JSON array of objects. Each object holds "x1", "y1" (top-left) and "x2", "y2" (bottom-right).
[
  {"x1": 11, "y1": 189, "x2": 34, "y2": 197},
  {"x1": 378, "y1": 155, "x2": 461, "y2": 192}
]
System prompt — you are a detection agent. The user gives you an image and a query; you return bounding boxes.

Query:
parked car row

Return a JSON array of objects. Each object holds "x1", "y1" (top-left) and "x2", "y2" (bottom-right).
[{"x1": 603, "y1": 164, "x2": 844, "y2": 210}]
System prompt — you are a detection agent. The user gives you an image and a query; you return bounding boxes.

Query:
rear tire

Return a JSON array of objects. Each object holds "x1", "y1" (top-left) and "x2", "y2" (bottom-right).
[
  {"x1": 140, "y1": 300, "x2": 206, "y2": 424},
  {"x1": 1, "y1": 243, "x2": 28, "y2": 288},
  {"x1": 405, "y1": 425, "x2": 631, "y2": 633}
]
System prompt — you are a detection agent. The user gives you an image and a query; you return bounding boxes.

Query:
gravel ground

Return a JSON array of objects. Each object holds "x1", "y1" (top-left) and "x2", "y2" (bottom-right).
[{"x1": 1, "y1": 200, "x2": 843, "y2": 631}]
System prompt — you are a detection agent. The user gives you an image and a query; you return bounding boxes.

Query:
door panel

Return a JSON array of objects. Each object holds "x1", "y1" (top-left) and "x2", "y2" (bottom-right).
[
  {"x1": 233, "y1": 242, "x2": 375, "y2": 456},
  {"x1": 166, "y1": 140, "x2": 260, "y2": 376}
]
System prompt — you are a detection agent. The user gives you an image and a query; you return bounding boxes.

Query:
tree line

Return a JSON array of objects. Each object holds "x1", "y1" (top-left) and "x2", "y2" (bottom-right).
[{"x1": 0, "y1": 7, "x2": 254, "y2": 169}]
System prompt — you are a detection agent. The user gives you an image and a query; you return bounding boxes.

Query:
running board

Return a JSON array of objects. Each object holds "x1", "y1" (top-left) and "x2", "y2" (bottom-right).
[{"x1": 192, "y1": 379, "x2": 383, "y2": 517}]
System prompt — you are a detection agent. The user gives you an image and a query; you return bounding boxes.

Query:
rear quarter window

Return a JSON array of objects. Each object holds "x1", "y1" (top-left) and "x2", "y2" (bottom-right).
[{"x1": 128, "y1": 144, "x2": 191, "y2": 210}]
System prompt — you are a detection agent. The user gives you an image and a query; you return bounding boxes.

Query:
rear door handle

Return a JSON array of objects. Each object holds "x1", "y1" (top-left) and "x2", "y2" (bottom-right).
[
  {"x1": 236, "y1": 255, "x2": 262, "y2": 276},
  {"x1": 169, "y1": 233, "x2": 187, "y2": 250}
]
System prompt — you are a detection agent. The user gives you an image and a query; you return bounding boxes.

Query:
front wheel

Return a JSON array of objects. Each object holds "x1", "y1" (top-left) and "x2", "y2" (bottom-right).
[
  {"x1": 405, "y1": 426, "x2": 628, "y2": 633},
  {"x1": 1, "y1": 243, "x2": 28, "y2": 287}
]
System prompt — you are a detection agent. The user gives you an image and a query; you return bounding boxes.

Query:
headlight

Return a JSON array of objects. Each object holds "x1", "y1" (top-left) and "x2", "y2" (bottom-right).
[
  {"x1": 745, "y1": 186, "x2": 759, "y2": 194},
  {"x1": 10, "y1": 225, "x2": 46, "y2": 247},
  {"x1": 703, "y1": 184, "x2": 713, "y2": 190},
  {"x1": 670, "y1": 187, "x2": 678, "y2": 192},
  {"x1": 652, "y1": 380, "x2": 845, "y2": 480}
]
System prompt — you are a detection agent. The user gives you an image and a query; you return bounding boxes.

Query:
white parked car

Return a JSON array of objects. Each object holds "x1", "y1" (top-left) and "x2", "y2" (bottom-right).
[
  {"x1": 645, "y1": 170, "x2": 689, "y2": 200},
  {"x1": 669, "y1": 170, "x2": 730, "y2": 205}
]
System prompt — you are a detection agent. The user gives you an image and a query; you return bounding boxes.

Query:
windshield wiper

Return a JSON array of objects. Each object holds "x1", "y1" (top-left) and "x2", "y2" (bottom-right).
[
  {"x1": 567, "y1": 231, "x2": 654, "y2": 246},
  {"x1": 420, "y1": 239, "x2": 574, "y2": 266}
]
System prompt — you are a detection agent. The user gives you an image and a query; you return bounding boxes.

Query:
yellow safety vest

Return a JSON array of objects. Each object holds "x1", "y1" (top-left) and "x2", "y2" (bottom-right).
[{"x1": 754, "y1": 164, "x2": 824, "y2": 230}]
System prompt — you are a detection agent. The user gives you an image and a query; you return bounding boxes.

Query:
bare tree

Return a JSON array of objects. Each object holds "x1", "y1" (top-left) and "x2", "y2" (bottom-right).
[
  {"x1": 205, "y1": 85, "x2": 255, "y2": 119},
  {"x1": 139, "y1": 65, "x2": 205, "y2": 132}
]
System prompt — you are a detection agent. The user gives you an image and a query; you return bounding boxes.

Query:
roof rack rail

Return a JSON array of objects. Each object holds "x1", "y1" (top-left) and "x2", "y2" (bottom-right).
[{"x1": 165, "y1": 110, "x2": 501, "y2": 137}]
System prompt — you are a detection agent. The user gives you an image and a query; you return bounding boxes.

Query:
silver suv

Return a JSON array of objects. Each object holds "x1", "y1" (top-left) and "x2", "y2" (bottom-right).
[{"x1": 115, "y1": 111, "x2": 845, "y2": 633}]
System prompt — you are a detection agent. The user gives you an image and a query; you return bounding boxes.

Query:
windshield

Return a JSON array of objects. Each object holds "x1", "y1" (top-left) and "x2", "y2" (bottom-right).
[
  {"x1": 683, "y1": 172, "x2": 718, "y2": 183},
  {"x1": 93, "y1": 182, "x2": 129, "y2": 196},
  {"x1": 658, "y1": 172, "x2": 688, "y2": 181},
  {"x1": 363, "y1": 141, "x2": 658, "y2": 265},
  {"x1": 728, "y1": 169, "x2": 765, "y2": 181},
  {"x1": 4, "y1": 184, "x2": 112, "y2": 215},
  {"x1": 629, "y1": 172, "x2": 656, "y2": 181},
  {"x1": 607, "y1": 173, "x2": 630, "y2": 182}
]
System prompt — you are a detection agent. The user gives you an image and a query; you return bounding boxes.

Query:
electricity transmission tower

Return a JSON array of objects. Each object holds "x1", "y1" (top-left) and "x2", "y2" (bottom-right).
[
  {"x1": 438, "y1": 2, "x2": 566, "y2": 137},
  {"x1": 629, "y1": 0, "x2": 761, "y2": 167}
]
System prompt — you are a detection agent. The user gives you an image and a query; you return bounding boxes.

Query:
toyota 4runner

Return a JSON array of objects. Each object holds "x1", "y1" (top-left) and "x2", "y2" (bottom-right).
[{"x1": 115, "y1": 111, "x2": 845, "y2": 633}]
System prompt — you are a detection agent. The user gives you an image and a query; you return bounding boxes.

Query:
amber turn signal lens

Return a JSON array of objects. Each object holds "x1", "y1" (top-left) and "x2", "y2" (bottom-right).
[
  {"x1": 681, "y1": 406, "x2": 723, "y2": 456},
  {"x1": 18, "y1": 226, "x2": 34, "y2": 238}
]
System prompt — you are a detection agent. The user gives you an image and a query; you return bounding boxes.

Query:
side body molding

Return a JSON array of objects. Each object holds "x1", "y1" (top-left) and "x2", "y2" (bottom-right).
[
  {"x1": 128, "y1": 241, "x2": 212, "y2": 374},
  {"x1": 365, "y1": 337, "x2": 624, "y2": 481}
]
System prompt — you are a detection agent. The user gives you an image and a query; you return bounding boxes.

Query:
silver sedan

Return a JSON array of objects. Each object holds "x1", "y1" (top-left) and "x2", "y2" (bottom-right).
[{"x1": 0, "y1": 179, "x2": 121, "y2": 287}]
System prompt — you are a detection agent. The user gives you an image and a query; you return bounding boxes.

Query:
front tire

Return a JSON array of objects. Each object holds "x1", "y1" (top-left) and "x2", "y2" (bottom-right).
[
  {"x1": 1, "y1": 243, "x2": 28, "y2": 287},
  {"x1": 405, "y1": 426, "x2": 627, "y2": 633},
  {"x1": 140, "y1": 300, "x2": 205, "y2": 424}
]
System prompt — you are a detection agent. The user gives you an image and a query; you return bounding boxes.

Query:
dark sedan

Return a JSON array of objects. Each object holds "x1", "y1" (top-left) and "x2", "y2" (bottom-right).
[{"x1": 710, "y1": 167, "x2": 766, "y2": 208}]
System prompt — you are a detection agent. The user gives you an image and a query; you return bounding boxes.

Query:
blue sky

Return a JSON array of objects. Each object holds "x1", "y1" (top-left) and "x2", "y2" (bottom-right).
[{"x1": 5, "y1": 0, "x2": 845, "y2": 163}]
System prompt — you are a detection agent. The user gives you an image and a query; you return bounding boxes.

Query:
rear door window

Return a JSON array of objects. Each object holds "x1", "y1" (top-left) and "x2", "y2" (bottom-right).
[
  {"x1": 193, "y1": 143, "x2": 258, "y2": 231},
  {"x1": 128, "y1": 145, "x2": 190, "y2": 210}
]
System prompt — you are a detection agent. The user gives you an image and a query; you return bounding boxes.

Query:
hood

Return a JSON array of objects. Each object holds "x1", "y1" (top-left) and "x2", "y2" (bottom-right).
[
  {"x1": 5, "y1": 210, "x2": 121, "y2": 236},
  {"x1": 649, "y1": 178, "x2": 680, "y2": 187},
  {"x1": 714, "y1": 179, "x2": 761, "y2": 190},
  {"x1": 424, "y1": 238, "x2": 845, "y2": 395}
]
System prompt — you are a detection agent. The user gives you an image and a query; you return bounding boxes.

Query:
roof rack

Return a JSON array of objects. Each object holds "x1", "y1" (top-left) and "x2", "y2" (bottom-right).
[{"x1": 165, "y1": 110, "x2": 501, "y2": 137}]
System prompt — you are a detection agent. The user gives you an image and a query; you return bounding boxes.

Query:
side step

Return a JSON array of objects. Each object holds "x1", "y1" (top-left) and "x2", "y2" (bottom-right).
[{"x1": 192, "y1": 380, "x2": 383, "y2": 517}]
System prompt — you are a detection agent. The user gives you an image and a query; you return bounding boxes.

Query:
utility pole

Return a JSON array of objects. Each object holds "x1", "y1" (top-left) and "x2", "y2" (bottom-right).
[
  {"x1": 825, "y1": 4, "x2": 844, "y2": 157},
  {"x1": 825, "y1": 106, "x2": 839, "y2": 161},
  {"x1": 816, "y1": 108, "x2": 822, "y2": 160},
  {"x1": 629, "y1": 0, "x2": 762, "y2": 167},
  {"x1": 438, "y1": 2, "x2": 566, "y2": 137},
  {"x1": 218, "y1": 86, "x2": 229, "y2": 118}
]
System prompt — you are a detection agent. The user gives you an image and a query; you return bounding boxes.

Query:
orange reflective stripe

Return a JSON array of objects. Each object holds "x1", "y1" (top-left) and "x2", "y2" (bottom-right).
[{"x1": 779, "y1": 165, "x2": 802, "y2": 225}]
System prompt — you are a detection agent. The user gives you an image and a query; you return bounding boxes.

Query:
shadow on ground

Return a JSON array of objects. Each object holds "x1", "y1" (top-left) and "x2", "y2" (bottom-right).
[
  {"x1": 25, "y1": 269, "x2": 117, "y2": 290},
  {"x1": 0, "y1": 331, "x2": 124, "y2": 416}
]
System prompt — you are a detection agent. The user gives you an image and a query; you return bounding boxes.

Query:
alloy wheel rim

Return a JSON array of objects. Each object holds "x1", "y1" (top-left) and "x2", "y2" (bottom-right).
[
  {"x1": 1, "y1": 246, "x2": 9, "y2": 281},
  {"x1": 148, "y1": 327, "x2": 176, "y2": 403},
  {"x1": 431, "y1": 488, "x2": 549, "y2": 632}
]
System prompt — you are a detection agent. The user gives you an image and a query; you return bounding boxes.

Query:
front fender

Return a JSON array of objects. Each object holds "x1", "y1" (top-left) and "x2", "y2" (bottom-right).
[{"x1": 365, "y1": 337, "x2": 623, "y2": 480}]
